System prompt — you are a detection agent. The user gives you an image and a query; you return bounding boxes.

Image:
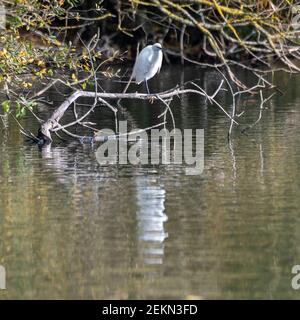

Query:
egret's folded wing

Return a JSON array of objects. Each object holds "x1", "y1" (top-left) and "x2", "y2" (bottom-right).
[{"x1": 132, "y1": 46, "x2": 154, "y2": 84}]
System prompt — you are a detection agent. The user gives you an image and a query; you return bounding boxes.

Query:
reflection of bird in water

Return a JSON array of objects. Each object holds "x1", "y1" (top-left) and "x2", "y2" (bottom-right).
[{"x1": 136, "y1": 176, "x2": 168, "y2": 265}]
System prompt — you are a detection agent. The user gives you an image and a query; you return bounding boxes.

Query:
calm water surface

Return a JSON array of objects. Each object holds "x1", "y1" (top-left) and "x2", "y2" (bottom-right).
[{"x1": 1, "y1": 67, "x2": 300, "y2": 299}]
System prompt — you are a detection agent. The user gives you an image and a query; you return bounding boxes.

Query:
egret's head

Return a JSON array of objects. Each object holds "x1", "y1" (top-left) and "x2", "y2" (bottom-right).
[{"x1": 153, "y1": 43, "x2": 163, "y2": 51}]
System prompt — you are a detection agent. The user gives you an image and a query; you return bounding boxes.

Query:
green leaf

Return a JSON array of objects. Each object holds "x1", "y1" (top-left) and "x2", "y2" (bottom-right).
[
  {"x1": 15, "y1": 101, "x2": 23, "y2": 118},
  {"x1": 1, "y1": 100, "x2": 10, "y2": 114}
]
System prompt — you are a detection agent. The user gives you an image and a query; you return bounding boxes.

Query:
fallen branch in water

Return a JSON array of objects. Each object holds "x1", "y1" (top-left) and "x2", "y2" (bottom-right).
[
  {"x1": 213, "y1": 68, "x2": 276, "y2": 138},
  {"x1": 241, "y1": 90, "x2": 275, "y2": 134},
  {"x1": 36, "y1": 80, "x2": 230, "y2": 144}
]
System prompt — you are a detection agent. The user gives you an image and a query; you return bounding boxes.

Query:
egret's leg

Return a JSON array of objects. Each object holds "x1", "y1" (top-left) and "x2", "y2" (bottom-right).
[
  {"x1": 145, "y1": 80, "x2": 150, "y2": 95},
  {"x1": 145, "y1": 80, "x2": 155, "y2": 104}
]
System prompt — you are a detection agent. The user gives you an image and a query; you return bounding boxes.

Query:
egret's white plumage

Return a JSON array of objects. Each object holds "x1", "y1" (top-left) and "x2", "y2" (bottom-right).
[{"x1": 132, "y1": 43, "x2": 163, "y2": 88}]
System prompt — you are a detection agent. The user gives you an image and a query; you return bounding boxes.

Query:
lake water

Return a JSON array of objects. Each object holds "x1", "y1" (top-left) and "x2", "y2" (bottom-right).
[{"x1": 0, "y1": 66, "x2": 300, "y2": 299}]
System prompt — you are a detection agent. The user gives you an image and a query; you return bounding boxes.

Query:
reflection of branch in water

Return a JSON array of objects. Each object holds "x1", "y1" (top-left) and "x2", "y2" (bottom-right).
[
  {"x1": 259, "y1": 143, "x2": 264, "y2": 179},
  {"x1": 228, "y1": 138, "x2": 237, "y2": 184},
  {"x1": 136, "y1": 176, "x2": 168, "y2": 265},
  {"x1": 37, "y1": 143, "x2": 101, "y2": 188}
]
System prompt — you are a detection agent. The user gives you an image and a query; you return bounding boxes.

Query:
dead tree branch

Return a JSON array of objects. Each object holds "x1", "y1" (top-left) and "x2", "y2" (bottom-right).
[{"x1": 37, "y1": 81, "x2": 228, "y2": 144}]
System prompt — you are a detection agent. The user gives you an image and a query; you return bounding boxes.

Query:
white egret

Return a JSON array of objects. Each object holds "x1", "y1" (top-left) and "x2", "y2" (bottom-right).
[{"x1": 132, "y1": 43, "x2": 163, "y2": 94}]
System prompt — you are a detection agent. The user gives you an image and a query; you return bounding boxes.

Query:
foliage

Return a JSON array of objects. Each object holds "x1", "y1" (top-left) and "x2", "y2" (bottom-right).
[{"x1": 0, "y1": 0, "x2": 114, "y2": 118}]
